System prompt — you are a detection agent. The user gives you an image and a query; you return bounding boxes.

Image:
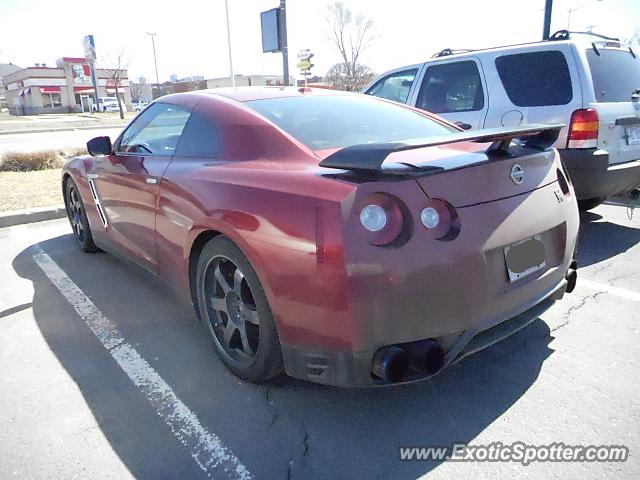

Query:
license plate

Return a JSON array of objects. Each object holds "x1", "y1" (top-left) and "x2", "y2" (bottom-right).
[
  {"x1": 504, "y1": 236, "x2": 546, "y2": 282},
  {"x1": 626, "y1": 126, "x2": 640, "y2": 146}
]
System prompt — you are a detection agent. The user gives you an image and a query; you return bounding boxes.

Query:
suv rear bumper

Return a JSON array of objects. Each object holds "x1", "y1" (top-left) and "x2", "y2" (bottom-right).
[{"x1": 559, "y1": 148, "x2": 640, "y2": 200}]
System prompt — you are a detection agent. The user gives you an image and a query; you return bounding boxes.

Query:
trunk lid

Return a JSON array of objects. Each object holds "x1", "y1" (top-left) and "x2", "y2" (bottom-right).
[
  {"x1": 395, "y1": 144, "x2": 559, "y2": 207},
  {"x1": 585, "y1": 46, "x2": 640, "y2": 165}
]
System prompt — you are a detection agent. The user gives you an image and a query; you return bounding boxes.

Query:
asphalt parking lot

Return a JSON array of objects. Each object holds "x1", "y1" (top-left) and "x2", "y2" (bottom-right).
[{"x1": 1, "y1": 202, "x2": 639, "y2": 479}]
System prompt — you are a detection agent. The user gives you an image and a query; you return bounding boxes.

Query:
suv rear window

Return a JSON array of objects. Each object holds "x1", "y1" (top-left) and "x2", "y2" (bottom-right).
[
  {"x1": 246, "y1": 95, "x2": 455, "y2": 150},
  {"x1": 586, "y1": 48, "x2": 640, "y2": 103},
  {"x1": 495, "y1": 51, "x2": 573, "y2": 107},
  {"x1": 416, "y1": 60, "x2": 485, "y2": 113}
]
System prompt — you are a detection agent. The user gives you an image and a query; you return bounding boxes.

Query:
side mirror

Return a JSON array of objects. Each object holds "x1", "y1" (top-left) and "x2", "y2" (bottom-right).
[
  {"x1": 454, "y1": 121, "x2": 473, "y2": 130},
  {"x1": 87, "y1": 136, "x2": 112, "y2": 156}
]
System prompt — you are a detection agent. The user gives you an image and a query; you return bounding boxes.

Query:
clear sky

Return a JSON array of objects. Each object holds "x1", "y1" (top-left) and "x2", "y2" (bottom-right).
[{"x1": 0, "y1": 0, "x2": 638, "y2": 83}]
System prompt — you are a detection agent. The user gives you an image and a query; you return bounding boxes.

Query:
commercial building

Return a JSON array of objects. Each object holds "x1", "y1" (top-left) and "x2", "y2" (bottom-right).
[
  {"x1": 3, "y1": 57, "x2": 131, "y2": 115},
  {"x1": 0, "y1": 63, "x2": 22, "y2": 109},
  {"x1": 206, "y1": 74, "x2": 295, "y2": 89}
]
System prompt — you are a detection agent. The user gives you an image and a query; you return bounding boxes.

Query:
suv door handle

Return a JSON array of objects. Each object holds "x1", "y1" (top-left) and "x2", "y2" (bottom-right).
[{"x1": 146, "y1": 177, "x2": 159, "y2": 185}]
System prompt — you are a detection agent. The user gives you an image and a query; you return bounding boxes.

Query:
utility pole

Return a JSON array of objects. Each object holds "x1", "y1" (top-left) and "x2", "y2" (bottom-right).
[
  {"x1": 542, "y1": 0, "x2": 553, "y2": 40},
  {"x1": 224, "y1": 0, "x2": 236, "y2": 87},
  {"x1": 279, "y1": 0, "x2": 289, "y2": 86},
  {"x1": 567, "y1": 5, "x2": 583, "y2": 30},
  {"x1": 147, "y1": 32, "x2": 160, "y2": 92}
]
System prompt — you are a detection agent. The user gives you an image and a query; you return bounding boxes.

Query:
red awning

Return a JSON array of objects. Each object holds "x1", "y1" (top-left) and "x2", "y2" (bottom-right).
[
  {"x1": 73, "y1": 86, "x2": 94, "y2": 93},
  {"x1": 40, "y1": 86, "x2": 61, "y2": 94}
]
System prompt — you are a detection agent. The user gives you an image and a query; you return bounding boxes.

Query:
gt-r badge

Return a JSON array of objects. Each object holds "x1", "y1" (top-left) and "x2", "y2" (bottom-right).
[
  {"x1": 510, "y1": 164, "x2": 524, "y2": 185},
  {"x1": 554, "y1": 188, "x2": 564, "y2": 203}
]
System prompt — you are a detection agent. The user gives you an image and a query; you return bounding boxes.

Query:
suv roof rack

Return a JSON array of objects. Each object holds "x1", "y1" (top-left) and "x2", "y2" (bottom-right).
[
  {"x1": 431, "y1": 48, "x2": 475, "y2": 58},
  {"x1": 548, "y1": 29, "x2": 620, "y2": 42}
]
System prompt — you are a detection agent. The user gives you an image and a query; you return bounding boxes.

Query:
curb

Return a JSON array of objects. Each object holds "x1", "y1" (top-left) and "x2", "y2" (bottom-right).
[
  {"x1": 0, "y1": 205, "x2": 66, "y2": 228},
  {"x1": 0, "y1": 124, "x2": 127, "y2": 136}
]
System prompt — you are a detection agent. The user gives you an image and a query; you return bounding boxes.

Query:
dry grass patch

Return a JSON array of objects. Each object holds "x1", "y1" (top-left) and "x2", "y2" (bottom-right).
[
  {"x1": 0, "y1": 168, "x2": 63, "y2": 211},
  {"x1": 0, "y1": 147, "x2": 86, "y2": 172}
]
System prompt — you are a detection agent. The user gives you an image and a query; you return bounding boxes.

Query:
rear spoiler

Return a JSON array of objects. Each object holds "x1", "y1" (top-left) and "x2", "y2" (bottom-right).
[{"x1": 319, "y1": 124, "x2": 564, "y2": 173}]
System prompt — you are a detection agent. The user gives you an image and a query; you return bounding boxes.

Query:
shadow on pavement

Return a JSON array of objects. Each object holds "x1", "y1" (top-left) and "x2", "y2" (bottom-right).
[
  {"x1": 578, "y1": 210, "x2": 640, "y2": 268},
  {"x1": 13, "y1": 233, "x2": 556, "y2": 480}
]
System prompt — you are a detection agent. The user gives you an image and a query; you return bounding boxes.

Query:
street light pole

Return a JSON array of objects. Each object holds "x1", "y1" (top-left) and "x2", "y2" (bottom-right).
[
  {"x1": 147, "y1": 32, "x2": 160, "y2": 86},
  {"x1": 224, "y1": 0, "x2": 236, "y2": 88},
  {"x1": 542, "y1": 0, "x2": 554, "y2": 40}
]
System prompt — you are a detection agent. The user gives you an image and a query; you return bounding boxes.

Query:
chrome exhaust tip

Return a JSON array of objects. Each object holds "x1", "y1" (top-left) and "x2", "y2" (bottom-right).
[
  {"x1": 371, "y1": 346, "x2": 410, "y2": 383},
  {"x1": 406, "y1": 339, "x2": 445, "y2": 375}
]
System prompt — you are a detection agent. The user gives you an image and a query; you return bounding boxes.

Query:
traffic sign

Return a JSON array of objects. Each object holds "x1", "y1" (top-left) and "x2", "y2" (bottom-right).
[
  {"x1": 297, "y1": 49, "x2": 311, "y2": 59},
  {"x1": 297, "y1": 59, "x2": 314, "y2": 71}
]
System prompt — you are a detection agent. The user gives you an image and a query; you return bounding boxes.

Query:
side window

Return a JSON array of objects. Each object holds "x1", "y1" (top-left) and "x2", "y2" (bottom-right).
[
  {"x1": 495, "y1": 51, "x2": 573, "y2": 107},
  {"x1": 118, "y1": 103, "x2": 191, "y2": 155},
  {"x1": 174, "y1": 109, "x2": 221, "y2": 157},
  {"x1": 416, "y1": 61, "x2": 485, "y2": 114},
  {"x1": 365, "y1": 69, "x2": 418, "y2": 104}
]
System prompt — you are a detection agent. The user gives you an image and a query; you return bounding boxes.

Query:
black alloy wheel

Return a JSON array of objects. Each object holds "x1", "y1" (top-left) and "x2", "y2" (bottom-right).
[{"x1": 196, "y1": 236, "x2": 282, "y2": 383}]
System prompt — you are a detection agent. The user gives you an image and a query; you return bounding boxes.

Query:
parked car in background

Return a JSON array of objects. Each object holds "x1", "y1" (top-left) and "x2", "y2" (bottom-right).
[
  {"x1": 132, "y1": 101, "x2": 148, "y2": 112},
  {"x1": 365, "y1": 30, "x2": 640, "y2": 211},
  {"x1": 93, "y1": 97, "x2": 127, "y2": 113},
  {"x1": 62, "y1": 87, "x2": 578, "y2": 387}
]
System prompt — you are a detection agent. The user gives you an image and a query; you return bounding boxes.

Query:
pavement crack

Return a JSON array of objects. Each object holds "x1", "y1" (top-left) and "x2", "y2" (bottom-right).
[
  {"x1": 554, "y1": 291, "x2": 605, "y2": 333},
  {"x1": 286, "y1": 459, "x2": 293, "y2": 480},
  {"x1": 303, "y1": 432, "x2": 310, "y2": 457},
  {"x1": 265, "y1": 385, "x2": 279, "y2": 429}
]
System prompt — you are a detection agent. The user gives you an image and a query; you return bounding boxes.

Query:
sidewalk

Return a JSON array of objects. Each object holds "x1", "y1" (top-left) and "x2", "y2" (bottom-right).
[{"x1": 0, "y1": 112, "x2": 134, "y2": 135}]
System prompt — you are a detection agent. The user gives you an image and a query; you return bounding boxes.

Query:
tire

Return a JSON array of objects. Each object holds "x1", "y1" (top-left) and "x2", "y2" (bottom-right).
[
  {"x1": 196, "y1": 236, "x2": 283, "y2": 383},
  {"x1": 64, "y1": 178, "x2": 98, "y2": 253},
  {"x1": 578, "y1": 196, "x2": 606, "y2": 212}
]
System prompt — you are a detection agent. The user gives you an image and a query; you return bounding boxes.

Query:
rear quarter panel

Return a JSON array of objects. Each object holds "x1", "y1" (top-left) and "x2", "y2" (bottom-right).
[{"x1": 155, "y1": 159, "x2": 358, "y2": 350}]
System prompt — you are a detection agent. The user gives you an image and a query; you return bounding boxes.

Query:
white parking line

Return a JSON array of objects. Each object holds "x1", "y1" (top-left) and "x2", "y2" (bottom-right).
[
  {"x1": 579, "y1": 278, "x2": 640, "y2": 302},
  {"x1": 32, "y1": 246, "x2": 252, "y2": 480}
]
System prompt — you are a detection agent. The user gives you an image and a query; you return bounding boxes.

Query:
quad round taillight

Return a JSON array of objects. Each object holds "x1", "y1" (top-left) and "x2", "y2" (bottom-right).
[
  {"x1": 421, "y1": 198, "x2": 459, "y2": 241},
  {"x1": 357, "y1": 194, "x2": 404, "y2": 246},
  {"x1": 420, "y1": 207, "x2": 440, "y2": 229},
  {"x1": 360, "y1": 204, "x2": 388, "y2": 232}
]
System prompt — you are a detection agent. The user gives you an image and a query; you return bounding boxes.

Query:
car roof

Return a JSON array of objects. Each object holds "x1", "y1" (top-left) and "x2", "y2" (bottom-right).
[{"x1": 199, "y1": 86, "x2": 350, "y2": 102}]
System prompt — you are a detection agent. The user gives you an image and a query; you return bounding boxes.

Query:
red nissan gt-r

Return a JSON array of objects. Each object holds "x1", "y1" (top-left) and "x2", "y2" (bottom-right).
[{"x1": 63, "y1": 87, "x2": 579, "y2": 387}]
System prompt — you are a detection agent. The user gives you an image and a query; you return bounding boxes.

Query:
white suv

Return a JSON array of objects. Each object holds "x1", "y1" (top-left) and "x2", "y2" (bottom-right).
[{"x1": 365, "y1": 30, "x2": 640, "y2": 211}]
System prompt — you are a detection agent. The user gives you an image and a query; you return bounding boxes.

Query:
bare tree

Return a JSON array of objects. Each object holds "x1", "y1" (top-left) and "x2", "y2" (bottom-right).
[
  {"x1": 98, "y1": 49, "x2": 130, "y2": 119},
  {"x1": 626, "y1": 29, "x2": 640, "y2": 45},
  {"x1": 129, "y1": 80, "x2": 145, "y2": 103},
  {"x1": 325, "y1": 62, "x2": 375, "y2": 91},
  {"x1": 326, "y1": 2, "x2": 375, "y2": 91}
]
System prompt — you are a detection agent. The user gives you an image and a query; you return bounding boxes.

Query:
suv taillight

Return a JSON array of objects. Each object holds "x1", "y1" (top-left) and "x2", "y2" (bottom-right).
[{"x1": 567, "y1": 108, "x2": 599, "y2": 149}]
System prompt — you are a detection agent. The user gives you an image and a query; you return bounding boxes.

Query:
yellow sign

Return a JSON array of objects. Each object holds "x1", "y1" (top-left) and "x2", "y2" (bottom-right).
[{"x1": 297, "y1": 60, "x2": 313, "y2": 71}]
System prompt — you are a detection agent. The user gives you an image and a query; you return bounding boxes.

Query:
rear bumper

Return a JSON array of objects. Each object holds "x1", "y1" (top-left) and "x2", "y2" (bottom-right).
[
  {"x1": 559, "y1": 148, "x2": 640, "y2": 200},
  {"x1": 281, "y1": 276, "x2": 569, "y2": 387},
  {"x1": 277, "y1": 180, "x2": 579, "y2": 387}
]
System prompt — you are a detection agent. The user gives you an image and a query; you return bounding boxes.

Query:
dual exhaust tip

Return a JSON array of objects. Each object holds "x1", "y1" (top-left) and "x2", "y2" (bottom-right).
[{"x1": 372, "y1": 339, "x2": 444, "y2": 384}]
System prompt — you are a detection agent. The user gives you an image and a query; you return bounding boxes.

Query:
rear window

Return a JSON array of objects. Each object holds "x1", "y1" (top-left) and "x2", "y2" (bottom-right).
[
  {"x1": 586, "y1": 48, "x2": 640, "y2": 103},
  {"x1": 246, "y1": 95, "x2": 455, "y2": 150},
  {"x1": 365, "y1": 68, "x2": 418, "y2": 104},
  {"x1": 495, "y1": 51, "x2": 573, "y2": 107}
]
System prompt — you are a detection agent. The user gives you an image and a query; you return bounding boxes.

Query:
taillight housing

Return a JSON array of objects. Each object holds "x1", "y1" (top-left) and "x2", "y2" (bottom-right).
[
  {"x1": 420, "y1": 198, "x2": 460, "y2": 241},
  {"x1": 357, "y1": 193, "x2": 405, "y2": 246},
  {"x1": 567, "y1": 108, "x2": 599, "y2": 149}
]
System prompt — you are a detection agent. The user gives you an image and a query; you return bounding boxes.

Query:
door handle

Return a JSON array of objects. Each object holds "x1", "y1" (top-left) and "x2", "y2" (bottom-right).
[{"x1": 146, "y1": 177, "x2": 159, "y2": 185}]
